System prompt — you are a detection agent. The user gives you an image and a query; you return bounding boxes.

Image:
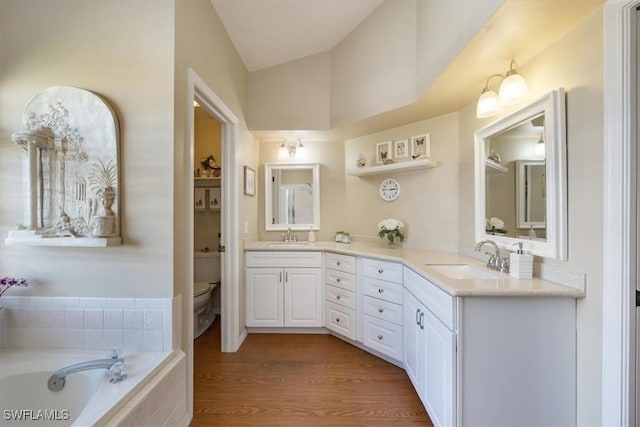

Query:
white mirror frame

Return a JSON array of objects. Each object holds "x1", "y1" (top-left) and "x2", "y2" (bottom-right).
[
  {"x1": 474, "y1": 88, "x2": 567, "y2": 260},
  {"x1": 264, "y1": 162, "x2": 320, "y2": 231}
]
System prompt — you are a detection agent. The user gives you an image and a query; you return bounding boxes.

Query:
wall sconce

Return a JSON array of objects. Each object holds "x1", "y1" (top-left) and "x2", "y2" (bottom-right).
[
  {"x1": 278, "y1": 138, "x2": 305, "y2": 159},
  {"x1": 476, "y1": 59, "x2": 529, "y2": 119}
]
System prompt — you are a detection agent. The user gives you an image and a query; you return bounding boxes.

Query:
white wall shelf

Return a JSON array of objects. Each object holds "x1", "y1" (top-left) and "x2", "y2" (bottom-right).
[
  {"x1": 345, "y1": 158, "x2": 437, "y2": 177},
  {"x1": 5, "y1": 230, "x2": 122, "y2": 247},
  {"x1": 195, "y1": 177, "x2": 221, "y2": 187},
  {"x1": 485, "y1": 159, "x2": 508, "y2": 174}
]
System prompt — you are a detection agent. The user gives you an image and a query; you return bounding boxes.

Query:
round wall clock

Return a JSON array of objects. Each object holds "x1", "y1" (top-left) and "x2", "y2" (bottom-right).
[{"x1": 379, "y1": 178, "x2": 401, "y2": 201}]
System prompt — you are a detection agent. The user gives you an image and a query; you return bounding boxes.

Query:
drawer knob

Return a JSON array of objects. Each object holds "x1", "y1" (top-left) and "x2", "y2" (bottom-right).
[
  {"x1": 378, "y1": 288, "x2": 384, "y2": 293},
  {"x1": 336, "y1": 295, "x2": 341, "y2": 300},
  {"x1": 336, "y1": 318, "x2": 341, "y2": 322},
  {"x1": 377, "y1": 334, "x2": 383, "y2": 340},
  {"x1": 378, "y1": 308, "x2": 384, "y2": 313},
  {"x1": 337, "y1": 261, "x2": 342, "y2": 266},
  {"x1": 336, "y1": 278, "x2": 341, "y2": 282},
  {"x1": 378, "y1": 268, "x2": 384, "y2": 274}
]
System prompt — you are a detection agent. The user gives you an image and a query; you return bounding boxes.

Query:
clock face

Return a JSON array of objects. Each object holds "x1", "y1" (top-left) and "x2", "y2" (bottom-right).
[{"x1": 379, "y1": 178, "x2": 401, "y2": 201}]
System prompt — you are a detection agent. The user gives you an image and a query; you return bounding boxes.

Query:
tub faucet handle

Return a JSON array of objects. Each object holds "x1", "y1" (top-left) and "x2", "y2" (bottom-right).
[
  {"x1": 110, "y1": 348, "x2": 121, "y2": 359},
  {"x1": 108, "y1": 361, "x2": 127, "y2": 384}
]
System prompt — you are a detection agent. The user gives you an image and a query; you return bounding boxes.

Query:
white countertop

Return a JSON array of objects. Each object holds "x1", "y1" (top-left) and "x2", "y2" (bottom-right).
[{"x1": 244, "y1": 241, "x2": 584, "y2": 298}]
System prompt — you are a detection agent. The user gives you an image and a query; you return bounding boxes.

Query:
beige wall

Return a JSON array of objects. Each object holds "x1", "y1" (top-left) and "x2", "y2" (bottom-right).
[
  {"x1": 458, "y1": 9, "x2": 604, "y2": 424},
  {"x1": 416, "y1": 0, "x2": 501, "y2": 95},
  {"x1": 174, "y1": 0, "x2": 258, "y2": 348},
  {"x1": 248, "y1": 51, "x2": 332, "y2": 130},
  {"x1": 194, "y1": 108, "x2": 222, "y2": 252},
  {"x1": 331, "y1": 0, "x2": 417, "y2": 126},
  {"x1": 343, "y1": 113, "x2": 460, "y2": 250},
  {"x1": 0, "y1": 0, "x2": 175, "y2": 298}
]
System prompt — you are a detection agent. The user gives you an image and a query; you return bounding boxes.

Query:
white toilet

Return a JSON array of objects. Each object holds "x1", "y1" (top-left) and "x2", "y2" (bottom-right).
[{"x1": 194, "y1": 252, "x2": 221, "y2": 338}]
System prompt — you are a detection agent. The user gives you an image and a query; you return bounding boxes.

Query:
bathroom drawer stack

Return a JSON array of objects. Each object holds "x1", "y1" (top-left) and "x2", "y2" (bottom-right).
[
  {"x1": 361, "y1": 258, "x2": 404, "y2": 362},
  {"x1": 324, "y1": 252, "x2": 357, "y2": 340}
]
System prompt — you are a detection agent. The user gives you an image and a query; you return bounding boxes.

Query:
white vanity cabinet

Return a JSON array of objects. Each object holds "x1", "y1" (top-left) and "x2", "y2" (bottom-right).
[
  {"x1": 361, "y1": 258, "x2": 404, "y2": 362},
  {"x1": 403, "y1": 275, "x2": 455, "y2": 427},
  {"x1": 324, "y1": 252, "x2": 357, "y2": 340},
  {"x1": 245, "y1": 251, "x2": 323, "y2": 328},
  {"x1": 403, "y1": 266, "x2": 576, "y2": 427}
]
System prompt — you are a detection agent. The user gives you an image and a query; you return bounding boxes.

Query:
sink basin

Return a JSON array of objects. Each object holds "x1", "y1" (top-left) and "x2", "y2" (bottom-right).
[
  {"x1": 268, "y1": 242, "x2": 310, "y2": 247},
  {"x1": 426, "y1": 264, "x2": 504, "y2": 280}
]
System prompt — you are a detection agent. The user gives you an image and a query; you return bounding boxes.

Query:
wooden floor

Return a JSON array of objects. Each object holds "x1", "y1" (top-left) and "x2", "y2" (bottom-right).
[{"x1": 192, "y1": 320, "x2": 431, "y2": 426}]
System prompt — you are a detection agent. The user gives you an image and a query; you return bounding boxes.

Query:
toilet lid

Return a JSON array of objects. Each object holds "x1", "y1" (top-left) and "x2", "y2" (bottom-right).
[{"x1": 194, "y1": 282, "x2": 211, "y2": 297}]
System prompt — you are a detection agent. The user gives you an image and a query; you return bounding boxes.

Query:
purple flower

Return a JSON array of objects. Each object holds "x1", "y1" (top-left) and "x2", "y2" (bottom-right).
[{"x1": 0, "y1": 276, "x2": 28, "y2": 299}]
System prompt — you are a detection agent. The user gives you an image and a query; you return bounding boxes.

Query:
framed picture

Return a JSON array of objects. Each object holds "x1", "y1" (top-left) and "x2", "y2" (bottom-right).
[
  {"x1": 376, "y1": 141, "x2": 392, "y2": 164},
  {"x1": 394, "y1": 139, "x2": 409, "y2": 160},
  {"x1": 411, "y1": 133, "x2": 431, "y2": 159},
  {"x1": 244, "y1": 166, "x2": 255, "y2": 196}
]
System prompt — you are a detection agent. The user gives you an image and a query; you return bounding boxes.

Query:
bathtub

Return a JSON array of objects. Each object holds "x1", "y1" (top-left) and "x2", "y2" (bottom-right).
[{"x1": 0, "y1": 349, "x2": 172, "y2": 426}]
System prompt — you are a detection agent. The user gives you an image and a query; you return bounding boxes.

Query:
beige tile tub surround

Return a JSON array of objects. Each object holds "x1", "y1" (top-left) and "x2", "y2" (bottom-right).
[{"x1": 1, "y1": 297, "x2": 177, "y2": 351}]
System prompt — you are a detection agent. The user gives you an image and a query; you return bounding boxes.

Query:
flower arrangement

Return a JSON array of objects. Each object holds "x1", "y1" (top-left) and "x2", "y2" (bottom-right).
[
  {"x1": 0, "y1": 277, "x2": 28, "y2": 299},
  {"x1": 377, "y1": 218, "x2": 405, "y2": 245},
  {"x1": 486, "y1": 217, "x2": 507, "y2": 234}
]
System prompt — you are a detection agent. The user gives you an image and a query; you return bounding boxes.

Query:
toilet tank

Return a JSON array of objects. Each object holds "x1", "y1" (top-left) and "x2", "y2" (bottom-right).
[{"x1": 194, "y1": 252, "x2": 221, "y2": 283}]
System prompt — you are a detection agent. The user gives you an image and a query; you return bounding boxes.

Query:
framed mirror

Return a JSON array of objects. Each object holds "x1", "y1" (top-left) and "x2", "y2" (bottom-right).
[
  {"x1": 474, "y1": 89, "x2": 566, "y2": 259},
  {"x1": 265, "y1": 163, "x2": 320, "y2": 231}
]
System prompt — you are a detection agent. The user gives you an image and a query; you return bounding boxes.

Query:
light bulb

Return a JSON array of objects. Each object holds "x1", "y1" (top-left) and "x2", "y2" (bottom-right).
[{"x1": 476, "y1": 89, "x2": 501, "y2": 118}]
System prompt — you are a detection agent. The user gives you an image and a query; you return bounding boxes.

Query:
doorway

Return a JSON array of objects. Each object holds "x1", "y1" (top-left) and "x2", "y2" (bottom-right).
[{"x1": 186, "y1": 69, "x2": 242, "y2": 421}]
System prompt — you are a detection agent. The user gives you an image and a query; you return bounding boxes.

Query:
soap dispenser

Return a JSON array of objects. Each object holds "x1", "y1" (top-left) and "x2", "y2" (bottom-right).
[
  {"x1": 308, "y1": 227, "x2": 316, "y2": 243},
  {"x1": 510, "y1": 242, "x2": 533, "y2": 279}
]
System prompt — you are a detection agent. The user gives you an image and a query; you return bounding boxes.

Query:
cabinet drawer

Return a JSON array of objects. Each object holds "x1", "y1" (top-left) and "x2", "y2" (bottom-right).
[
  {"x1": 325, "y1": 301, "x2": 356, "y2": 340},
  {"x1": 364, "y1": 295, "x2": 403, "y2": 326},
  {"x1": 362, "y1": 258, "x2": 403, "y2": 283},
  {"x1": 325, "y1": 284, "x2": 356, "y2": 310},
  {"x1": 363, "y1": 315, "x2": 403, "y2": 361},
  {"x1": 324, "y1": 252, "x2": 356, "y2": 274},
  {"x1": 363, "y1": 276, "x2": 403, "y2": 305},
  {"x1": 325, "y1": 268, "x2": 356, "y2": 292},
  {"x1": 246, "y1": 251, "x2": 322, "y2": 268},
  {"x1": 404, "y1": 266, "x2": 455, "y2": 330}
]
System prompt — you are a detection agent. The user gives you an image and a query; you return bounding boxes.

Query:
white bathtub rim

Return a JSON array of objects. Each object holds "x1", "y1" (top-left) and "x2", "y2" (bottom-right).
[{"x1": 0, "y1": 349, "x2": 173, "y2": 427}]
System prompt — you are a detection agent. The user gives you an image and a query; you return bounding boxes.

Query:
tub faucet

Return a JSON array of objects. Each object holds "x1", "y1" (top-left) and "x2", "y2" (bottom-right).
[
  {"x1": 474, "y1": 239, "x2": 509, "y2": 273},
  {"x1": 48, "y1": 349, "x2": 127, "y2": 392}
]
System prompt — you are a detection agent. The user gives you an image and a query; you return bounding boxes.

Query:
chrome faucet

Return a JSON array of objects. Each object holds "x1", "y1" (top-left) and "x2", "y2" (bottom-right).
[
  {"x1": 48, "y1": 349, "x2": 127, "y2": 391},
  {"x1": 474, "y1": 239, "x2": 509, "y2": 273},
  {"x1": 282, "y1": 227, "x2": 297, "y2": 243}
]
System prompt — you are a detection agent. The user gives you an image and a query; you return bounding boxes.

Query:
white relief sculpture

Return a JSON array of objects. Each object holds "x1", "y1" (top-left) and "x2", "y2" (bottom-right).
[{"x1": 7, "y1": 87, "x2": 121, "y2": 246}]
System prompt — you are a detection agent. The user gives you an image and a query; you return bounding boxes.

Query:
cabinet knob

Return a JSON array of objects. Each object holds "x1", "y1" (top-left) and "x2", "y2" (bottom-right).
[
  {"x1": 336, "y1": 278, "x2": 341, "y2": 282},
  {"x1": 337, "y1": 261, "x2": 342, "y2": 266},
  {"x1": 377, "y1": 335, "x2": 383, "y2": 340},
  {"x1": 336, "y1": 295, "x2": 341, "y2": 300},
  {"x1": 336, "y1": 318, "x2": 340, "y2": 322},
  {"x1": 378, "y1": 308, "x2": 384, "y2": 313},
  {"x1": 378, "y1": 288, "x2": 384, "y2": 293},
  {"x1": 378, "y1": 268, "x2": 384, "y2": 274}
]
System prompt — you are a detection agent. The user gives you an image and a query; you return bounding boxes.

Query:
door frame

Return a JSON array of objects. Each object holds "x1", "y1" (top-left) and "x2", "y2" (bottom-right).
[
  {"x1": 185, "y1": 68, "x2": 242, "y2": 419},
  {"x1": 602, "y1": 1, "x2": 639, "y2": 425}
]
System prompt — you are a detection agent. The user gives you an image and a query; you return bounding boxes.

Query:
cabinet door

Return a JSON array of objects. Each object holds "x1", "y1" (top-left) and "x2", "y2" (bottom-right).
[
  {"x1": 403, "y1": 289, "x2": 423, "y2": 395},
  {"x1": 246, "y1": 268, "x2": 283, "y2": 327},
  {"x1": 423, "y1": 308, "x2": 455, "y2": 427},
  {"x1": 284, "y1": 268, "x2": 322, "y2": 327}
]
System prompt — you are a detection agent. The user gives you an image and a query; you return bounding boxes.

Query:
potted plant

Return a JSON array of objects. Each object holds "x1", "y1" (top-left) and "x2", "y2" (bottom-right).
[
  {"x1": 88, "y1": 160, "x2": 117, "y2": 237},
  {"x1": 0, "y1": 277, "x2": 28, "y2": 347},
  {"x1": 377, "y1": 218, "x2": 405, "y2": 248}
]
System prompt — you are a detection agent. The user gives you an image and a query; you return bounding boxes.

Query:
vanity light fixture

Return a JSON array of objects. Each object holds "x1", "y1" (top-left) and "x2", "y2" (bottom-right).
[
  {"x1": 476, "y1": 60, "x2": 529, "y2": 119},
  {"x1": 278, "y1": 138, "x2": 305, "y2": 159}
]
